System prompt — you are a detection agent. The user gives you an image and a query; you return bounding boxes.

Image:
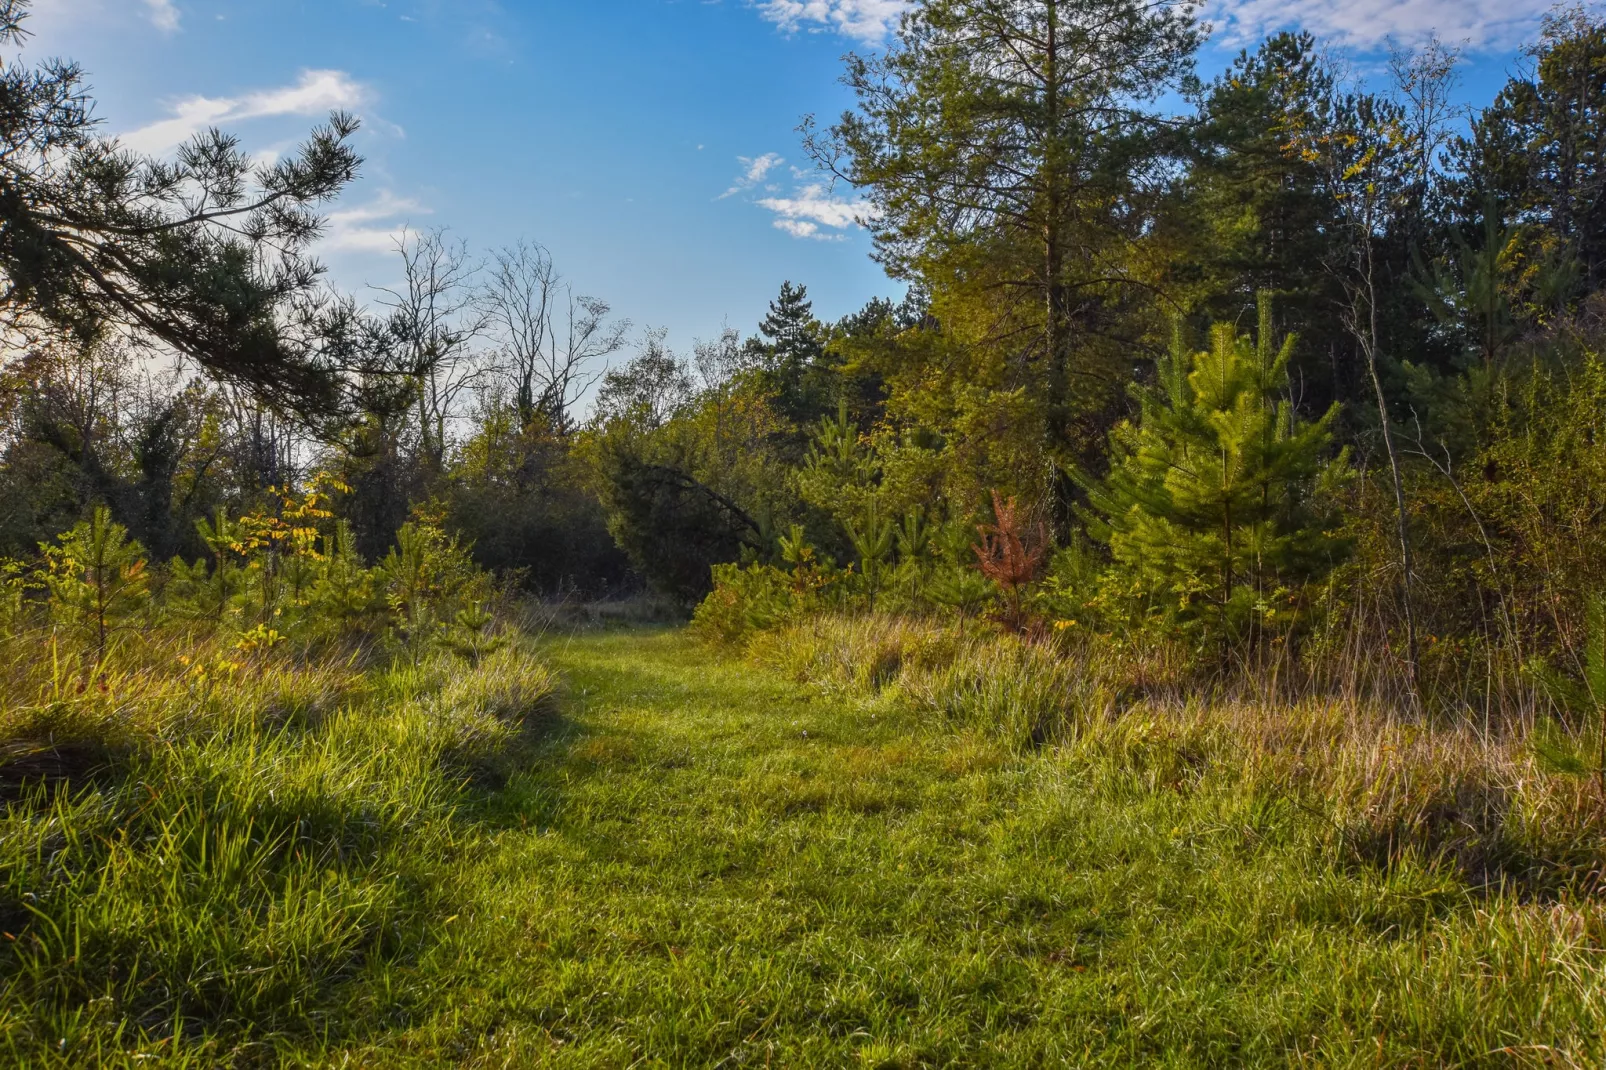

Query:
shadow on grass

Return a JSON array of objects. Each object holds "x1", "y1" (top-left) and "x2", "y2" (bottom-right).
[
  {"x1": 1338, "y1": 777, "x2": 1605, "y2": 902},
  {"x1": 0, "y1": 737, "x2": 126, "y2": 804},
  {"x1": 0, "y1": 645, "x2": 621, "y2": 1062}
]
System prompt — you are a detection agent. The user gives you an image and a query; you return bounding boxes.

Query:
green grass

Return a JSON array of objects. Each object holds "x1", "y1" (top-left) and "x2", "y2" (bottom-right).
[{"x1": 5, "y1": 626, "x2": 1606, "y2": 1065}]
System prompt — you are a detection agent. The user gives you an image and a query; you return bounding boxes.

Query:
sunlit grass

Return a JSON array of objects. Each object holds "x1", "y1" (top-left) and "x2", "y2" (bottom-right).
[
  {"x1": 369, "y1": 629, "x2": 1606, "y2": 1066},
  {"x1": 0, "y1": 627, "x2": 553, "y2": 1066},
  {"x1": 3, "y1": 622, "x2": 1605, "y2": 1065}
]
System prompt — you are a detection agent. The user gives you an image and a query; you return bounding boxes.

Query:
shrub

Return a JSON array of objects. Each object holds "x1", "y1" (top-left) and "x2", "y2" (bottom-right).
[{"x1": 691, "y1": 563, "x2": 800, "y2": 646}]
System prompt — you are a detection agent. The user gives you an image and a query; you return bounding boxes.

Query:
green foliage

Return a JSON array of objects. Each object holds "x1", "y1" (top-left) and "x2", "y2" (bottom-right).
[
  {"x1": 751, "y1": 281, "x2": 831, "y2": 425},
  {"x1": 1171, "y1": 32, "x2": 1350, "y2": 403},
  {"x1": 926, "y1": 564, "x2": 996, "y2": 617},
  {"x1": 691, "y1": 522, "x2": 856, "y2": 645},
  {"x1": 1414, "y1": 205, "x2": 1523, "y2": 368},
  {"x1": 1528, "y1": 594, "x2": 1606, "y2": 789},
  {"x1": 691, "y1": 563, "x2": 799, "y2": 646},
  {"x1": 0, "y1": 0, "x2": 370, "y2": 416},
  {"x1": 165, "y1": 507, "x2": 249, "y2": 624},
  {"x1": 796, "y1": 402, "x2": 879, "y2": 527},
  {"x1": 40, "y1": 506, "x2": 152, "y2": 661},
  {"x1": 810, "y1": 0, "x2": 1202, "y2": 450},
  {"x1": 440, "y1": 601, "x2": 508, "y2": 665},
  {"x1": 796, "y1": 404, "x2": 958, "y2": 611},
  {"x1": 380, "y1": 519, "x2": 486, "y2": 660},
  {"x1": 6, "y1": 483, "x2": 493, "y2": 672},
  {"x1": 1454, "y1": 7, "x2": 1606, "y2": 295},
  {"x1": 588, "y1": 337, "x2": 802, "y2": 607},
  {"x1": 306, "y1": 521, "x2": 383, "y2": 636},
  {"x1": 1080, "y1": 299, "x2": 1350, "y2": 644},
  {"x1": 593, "y1": 443, "x2": 766, "y2": 608},
  {"x1": 844, "y1": 500, "x2": 896, "y2": 606},
  {"x1": 0, "y1": 557, "x2": 37, "y2": 630}
]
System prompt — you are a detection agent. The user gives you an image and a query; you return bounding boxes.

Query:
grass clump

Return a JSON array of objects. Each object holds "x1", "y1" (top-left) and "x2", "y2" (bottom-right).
[
  {"x1": 0, "y1": 638, "x2": 556, "y2": 1065},
  {"x1": 0, "y1": 503, "x2": 558, "y2": 1064}
]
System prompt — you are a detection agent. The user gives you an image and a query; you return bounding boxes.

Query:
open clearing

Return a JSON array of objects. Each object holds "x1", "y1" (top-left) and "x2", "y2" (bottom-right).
[{"x1": 321, "y1": 628, "x2": 1600, "y2": 1067}]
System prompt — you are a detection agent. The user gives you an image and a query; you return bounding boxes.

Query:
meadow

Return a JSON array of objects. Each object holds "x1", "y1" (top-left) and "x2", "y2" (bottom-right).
[
  {"x1": 5, "y1": 614, "x2": 1606, "y2": 1066},
  {"x1": 6, "y1": 1, "x2": 1606, "y2": 1062}
]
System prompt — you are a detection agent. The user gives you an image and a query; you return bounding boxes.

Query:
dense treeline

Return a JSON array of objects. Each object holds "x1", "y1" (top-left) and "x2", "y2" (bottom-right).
[{"x1": 4, "y1": 0, "x2": 1606, "y2": 724}]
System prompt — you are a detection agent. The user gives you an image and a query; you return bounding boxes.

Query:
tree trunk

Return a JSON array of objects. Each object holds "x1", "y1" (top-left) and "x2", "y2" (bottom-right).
[{"x1": 1042, "y1": 0, "x2": 1069, "y2": 448}]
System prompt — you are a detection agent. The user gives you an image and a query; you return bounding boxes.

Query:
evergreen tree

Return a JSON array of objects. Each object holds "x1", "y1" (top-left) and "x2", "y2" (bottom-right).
[
  {"x1": 1454, "y1": 8, "x2": 1606, "y2": 294},
  {"x1": 759, "y1": 282, "x2": 823, "y2": 370},
  {"x1": 1081, "y1": 296, "x2": 1349, "y2": 641},
  {"x1": 0, "y1": 0, "x2": 369, "y2": 415},
  {"x1": 1171, "y1": 33, "x2": 1350, "y2": 407},
  {"x1": 808, "y1": 0, "x2": 1201, "y2": 455},
  {"x1": 40, "y1": 506, "x2": 151, "y2": 662},
  {"x1": 750, "y1": 281, "x2": 826, "y2": 425}
]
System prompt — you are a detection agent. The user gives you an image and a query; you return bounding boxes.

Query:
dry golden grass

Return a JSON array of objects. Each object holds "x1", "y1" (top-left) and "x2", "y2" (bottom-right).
[{"x1": 752, "y1": 612, "x2": 1606, "y2": 896}]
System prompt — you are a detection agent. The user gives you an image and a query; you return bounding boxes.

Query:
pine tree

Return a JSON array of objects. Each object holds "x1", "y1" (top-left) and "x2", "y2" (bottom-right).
[
  {"x1": 1177, "y1": 33, "x2": 1350, "y2": 407},
  {"x1": 1081, "y1": 296, "x2": 1350, "y2": 642},
  {"x1": 1454, "y1": 8, "x2": 1606, "y2": 291},
  {"x1": 0, "y1": 0, "x2": 368, "y2": 414},
  {"x1": 807, "y1": 0, "x2": 1201, "y2": 452},
  {"x1": 759, "y1": 282, "x2": 822, "y2": 369},
  {"x1": 752, "y1": 281, "x2": 826, "y2": 424},
  {"x1": 41, "y1": 506, "x2": 151, "y2": 663}
]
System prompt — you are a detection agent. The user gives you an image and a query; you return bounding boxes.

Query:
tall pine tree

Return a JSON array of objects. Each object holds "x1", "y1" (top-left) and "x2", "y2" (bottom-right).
[{"x1": 807, "y1": 0, "x2": 1201, "y2": 460}]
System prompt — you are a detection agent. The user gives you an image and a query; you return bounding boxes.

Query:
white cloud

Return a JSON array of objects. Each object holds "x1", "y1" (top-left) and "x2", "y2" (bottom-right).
[
  {"x1": 143, "y1": 0, "x2": 180, "y2": 32},
  {"x1": 321, "y1": 190, "x2": 431, "y2": 254},
  {"x1": 719, "y1": 152, "x2": 785, "y2": 199},
  {"x1": 756, "y1": 182, "x2": 878, "y2": 240},
  {"x1": 774, "y1": 219, "x2": 827, "y2": 239},
  {"x1": 751, "y1": 0, "x2": 1554, "y2": 51},
  {"x1": 120, "y1": 70, "x2": 371, "y2": 156},
  {"x1": 722, "y1": 153, "x2": 876, "y2": 239},
  {"x1": 1204, "y1": 0, "x2": 1551, "y2": 50},
  {"x1": 754, "y1": 0, "x2": 908, "y2": 44}
]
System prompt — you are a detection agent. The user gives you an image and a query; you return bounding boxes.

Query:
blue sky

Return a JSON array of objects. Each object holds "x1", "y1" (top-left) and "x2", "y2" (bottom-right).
[{"x1": 21, "y1": 0, "x2": 1565, "y2": 368}]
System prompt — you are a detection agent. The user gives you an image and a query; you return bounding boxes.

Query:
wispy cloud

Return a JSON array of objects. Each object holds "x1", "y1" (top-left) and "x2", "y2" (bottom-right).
[
  {"x1": 119, "y1": 70, "x2": 371, "y2": 156},
  {"x1": 142, "y1": 0, "x2": 180, "y2": 32},
  {"x1": 1201, "y1": 0, "x2": 1550, "y2": 50},
  {"x1": 719, "y1": 152, "x2": 785, "y2": 199},
  {"x1": 756, "y1": 183, "x2": 877, "y2": 241},
  {"x1": 718, "y1": 151, "x2": 875, "y2": 240},
  {"x1": 754, "y1": 0, "x2": 908, "y2": 44},
  {"x1": 751, "y1": 0, "x2": 1553, "y2": 51},
  {"x1": 321, "y1": 190, "x2": 431, "y2": 254}
]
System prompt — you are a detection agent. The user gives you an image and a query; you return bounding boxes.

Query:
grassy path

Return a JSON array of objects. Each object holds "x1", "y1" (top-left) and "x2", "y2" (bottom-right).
[{"x1": 352, "y1": 628, "x2": 1601, "y2": 1067}]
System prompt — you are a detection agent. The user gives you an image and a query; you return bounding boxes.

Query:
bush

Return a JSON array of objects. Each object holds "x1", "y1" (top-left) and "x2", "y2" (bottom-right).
[{"x1": 691, "y1": 563, "x2": 805, "y2": 646}]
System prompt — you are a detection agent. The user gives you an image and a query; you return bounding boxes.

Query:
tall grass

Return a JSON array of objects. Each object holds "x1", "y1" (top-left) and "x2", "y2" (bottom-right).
[
  {"x1": 751, "y1": 612, "x2": 1606, "y2": 896},
  {"x1": 0, "y1": 618, "x2": 554, "y2": 1064}
]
